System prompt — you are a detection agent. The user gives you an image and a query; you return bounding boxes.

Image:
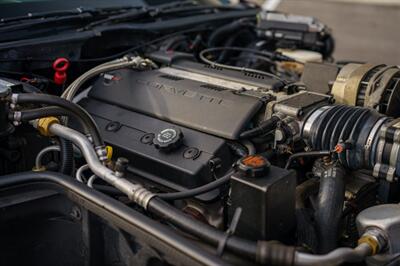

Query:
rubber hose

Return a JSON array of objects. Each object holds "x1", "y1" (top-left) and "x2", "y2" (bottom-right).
[
  {"x1": 147, "y1": 196, "x2": 297, "y2": 265},
  {"x1": 16, "y1": 106, "x2": 91, "y2": 135},
  {"x1": 147, "y1": 197, "x2": 257, "y2": 259},
  {"x1": 240, "y1": 116, "x2": 280, "y2": 139},
  {"x1": 208, "y1": 20, "x2": 252, "y2": 47},
  {"x1": 156, "y1": 170, "x2": 233, "y2": 200},
  {"x1": 315, "y1": 165, "x2": 346, "y2": 254},
  {"x1": 59, "y1": 138, "x2": 74, "y2": 175},
  {"x1": 0, "y1": 101, "x2": 11, "y2": 137},
  {"x1": 256, "y1": 241, "x2": 296, "y2": 266},
  {"x1": 94, "y1": 170, "x2": 232, "y2": 200},
  {"x1": 217, "y1": 30, "x2": 243, "y2": 62},
  {"x1": 285, "y1": 151, "x2": 331, "y2": 169},
  {"x1": 13, "y1": 94, "x2": 104, "y2": 147},
  {"x1": 295, "y1": 243, "x2": 371, "y2": 266},
  {"x1": 240, "y1": 140, "x2": 256, "y2": 155},
  {"x1": 295, "y1": 178, "x2": 319, "y2": 252},
  {"x1": 227, "y1": 141, "x2": 248, "y2": 157},
  {"x1": 295, "y1": 178, "x2": 319, "y2": 210}
]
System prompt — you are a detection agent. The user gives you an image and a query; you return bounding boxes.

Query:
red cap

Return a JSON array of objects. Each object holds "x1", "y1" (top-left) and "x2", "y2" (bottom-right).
[{"x1": 52, "y1": 58, "x2": 70, "y2": 85}]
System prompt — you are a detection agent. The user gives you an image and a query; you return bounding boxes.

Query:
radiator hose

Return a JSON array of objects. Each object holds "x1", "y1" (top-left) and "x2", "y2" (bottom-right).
[{"x1": 315, "y1": 165, "x2": 346, "y2": 253}]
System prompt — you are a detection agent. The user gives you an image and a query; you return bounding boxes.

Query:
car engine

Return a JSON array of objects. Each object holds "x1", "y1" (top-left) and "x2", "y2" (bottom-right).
[{"x1": 1, "y1": 3, "x2": 400, "y2": 266}]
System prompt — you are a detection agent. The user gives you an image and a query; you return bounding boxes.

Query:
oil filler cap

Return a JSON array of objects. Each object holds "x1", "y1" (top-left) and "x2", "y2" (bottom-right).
[
  {"x1": 153, "y1": 127, "x2": 184, "y2": 152},
  {"x1": 237, "y1": 154, "x2": 270, "y2": 178}
]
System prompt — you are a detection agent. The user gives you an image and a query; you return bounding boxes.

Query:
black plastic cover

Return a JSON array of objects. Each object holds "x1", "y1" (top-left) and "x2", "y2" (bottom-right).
[
  {"x1": 80, "y1": 98, "x2": 232, "y2": 200},
  {"x1": 88, "y1": 67, "x2": 263, "y2": 140},
  {"x1": 300, "y1": 62, "x2": 339, "y2": 94}
]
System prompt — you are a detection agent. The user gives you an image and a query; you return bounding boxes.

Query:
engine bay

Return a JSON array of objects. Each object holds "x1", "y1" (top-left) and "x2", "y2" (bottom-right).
[{"x1": 1, "y1": 2, "x2": 400, "y2": 265}]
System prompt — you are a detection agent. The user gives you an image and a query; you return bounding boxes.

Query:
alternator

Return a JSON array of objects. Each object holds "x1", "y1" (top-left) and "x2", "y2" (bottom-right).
[{"x1": 331, "y1": 63, "x2": 400, "y2": 117}]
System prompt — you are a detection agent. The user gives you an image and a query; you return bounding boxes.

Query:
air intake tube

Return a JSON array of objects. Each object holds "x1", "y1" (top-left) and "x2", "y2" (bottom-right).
[{"x1": 302, "y1": 105, "x2": 400, "y2": 181}]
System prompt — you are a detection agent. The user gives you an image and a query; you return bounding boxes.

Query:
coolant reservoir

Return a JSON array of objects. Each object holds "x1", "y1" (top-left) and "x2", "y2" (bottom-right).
[
  {"x1": 276, "y1": 49, "x2": 323, "y2": 74},
  {"x1": 278, "y1": 49, "x2": 323, "y2": 63}
]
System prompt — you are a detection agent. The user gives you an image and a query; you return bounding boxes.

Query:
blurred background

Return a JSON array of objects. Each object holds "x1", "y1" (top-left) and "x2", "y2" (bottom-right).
[{"x1": 262, "y1": 0, "x2": 400, "y2": 64}]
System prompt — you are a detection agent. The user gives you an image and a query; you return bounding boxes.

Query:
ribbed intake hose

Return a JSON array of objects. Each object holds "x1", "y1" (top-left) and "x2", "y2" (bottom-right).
[{"x1": 302, "y1": 105, "x2": 400, "y2": 180}]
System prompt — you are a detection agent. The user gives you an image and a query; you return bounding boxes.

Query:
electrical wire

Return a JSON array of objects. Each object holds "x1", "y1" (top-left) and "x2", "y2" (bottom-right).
[
  {"x1": 199, "y1": 47, "x2": 287, "y2": 83},
  {"x1": 202, "y1": 46, "x2": 276, "y2": 60}
]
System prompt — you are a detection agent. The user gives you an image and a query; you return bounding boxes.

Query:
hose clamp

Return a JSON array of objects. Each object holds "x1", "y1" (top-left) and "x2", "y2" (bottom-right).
[
  {"x1": 10, "y1": 93, "x2": 19, "y2": 104},
  {"x1": 12, "y1": 111, "x2": 22, "y2": 122},
  {"x1": 95, "y1": 146, "x2": 108, "y2": 162}
]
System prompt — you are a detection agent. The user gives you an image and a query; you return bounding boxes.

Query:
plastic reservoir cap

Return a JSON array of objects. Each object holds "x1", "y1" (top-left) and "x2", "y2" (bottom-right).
[
  {"x1": 277, "y1": 49, "x2": 323, "y2": 63},
  {"x1": 153, "y1": 127, "x2": 184, "y2": 152},
  {"x1": 237, "y1": 154, "x2": 271, "y2": 178}
]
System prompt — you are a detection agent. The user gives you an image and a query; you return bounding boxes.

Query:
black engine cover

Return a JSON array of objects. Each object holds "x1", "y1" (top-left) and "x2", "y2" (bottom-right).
[
  {"x1": 80, "y1": 98, "x2": 232, "y2": 199},
  {"x1": 82, "y1": 61, "x2": 278, "y2": 195},
  {"x1": 87, "y1": 67, "x2": 263, "y2": 140}
]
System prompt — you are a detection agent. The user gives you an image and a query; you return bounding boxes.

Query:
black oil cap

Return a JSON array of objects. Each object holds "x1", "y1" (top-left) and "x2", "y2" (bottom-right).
[
  {"x1": 237, "y1": 154, "x2": 270, "y2": 178},
  {"x1": 153, "y1": 127, "x2": 184, "y2": 152}
]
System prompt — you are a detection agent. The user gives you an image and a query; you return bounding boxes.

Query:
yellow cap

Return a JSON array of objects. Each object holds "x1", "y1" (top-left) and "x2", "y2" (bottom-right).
[{"x1": 106, "y1": 146, "x2": 113, "y2": 161}]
